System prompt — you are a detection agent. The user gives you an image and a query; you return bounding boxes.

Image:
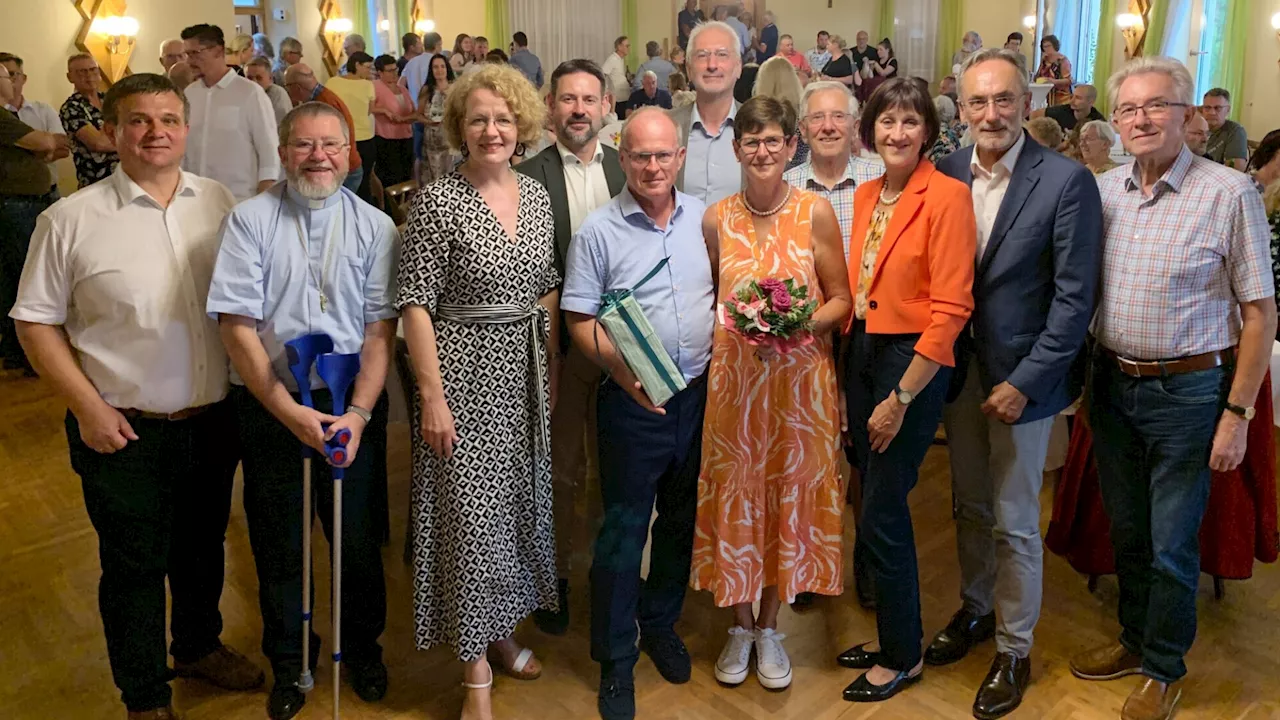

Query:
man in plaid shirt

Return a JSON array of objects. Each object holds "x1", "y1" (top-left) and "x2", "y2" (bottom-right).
[{"x1": 1069, "y1": 57, "x2": 1276, "y2": 720}]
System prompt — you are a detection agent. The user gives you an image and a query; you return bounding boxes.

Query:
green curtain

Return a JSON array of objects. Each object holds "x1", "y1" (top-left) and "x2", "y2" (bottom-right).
[
  {"x1": 622, "y1": 0, "x2": 640, "y2": 70},
  {"x1": 1092, "y1": 0, "x2": 1117, "y2": 114},
  {"x1": 485, "y1": 0, "x2": 509, "y2": 52},
  {"x1": 935, "y1": 0, "x2": 964, "y2": 83},
  {"x1": 877, "y1": 0, "x2": 895, "y2": 45},
  {"x1": 1143, "y1": 0, "x2": 1169, "y2": 56},
  {"x1": 396, "y1": 0, "x2": 414, "y2": 38},
  {"x1": 351, "y1": 0, "x2": 372, "y2": 49},
  {"x1": 1215, "y1": 0, "x2": 1249, "y2": 122}
]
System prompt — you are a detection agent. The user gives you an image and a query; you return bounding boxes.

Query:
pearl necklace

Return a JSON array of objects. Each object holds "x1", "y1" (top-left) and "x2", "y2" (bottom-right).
[
  {"x1": 879, "y1": 185, "x2": 904, "y2": 206},
  {"x1": 742, "y1": 186, "x2": 792, "y2": 216}
]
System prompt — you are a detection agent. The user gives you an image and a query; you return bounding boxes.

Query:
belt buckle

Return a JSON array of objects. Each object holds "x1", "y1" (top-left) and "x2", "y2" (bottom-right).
[{"x1": 1116, "y1": 355, "x2": 1142, "y2": 376}]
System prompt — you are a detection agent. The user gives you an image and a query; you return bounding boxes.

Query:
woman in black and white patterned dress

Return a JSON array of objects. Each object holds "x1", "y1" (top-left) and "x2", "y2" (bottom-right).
[{"x1": 395, "y1": 63, "x2": 560, "y2": 719}]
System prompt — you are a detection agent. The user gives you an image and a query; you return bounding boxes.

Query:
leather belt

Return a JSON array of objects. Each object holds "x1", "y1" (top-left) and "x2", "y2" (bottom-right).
[
  {"x1": 1101, "y1": 347, "x2": 1234, "y2": 378},
  {"x1": 117, "y1": 402, "x2": 218, "y2": 422}
]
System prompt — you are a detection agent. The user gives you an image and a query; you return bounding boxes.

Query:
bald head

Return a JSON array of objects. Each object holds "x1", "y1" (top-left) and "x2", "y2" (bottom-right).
[
  {"x1": 284, "y1": 63, "x2": 319, "y2": 104},
  {"x1": 619, "y1": 108, "x2": 685, "y2": 206},
  {"x1": 1186, "y1": 112, "x2": 1210, "y2": 155},
  {"x1": 167, "y1": 61, "x2": 195, "y2": 89},
  {"x1": 620, "y1": 106, "x2": 680, "y2": 151}
]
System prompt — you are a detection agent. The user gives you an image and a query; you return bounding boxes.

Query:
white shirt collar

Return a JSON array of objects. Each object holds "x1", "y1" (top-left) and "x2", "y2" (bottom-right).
[
  {"x1": 557, "y1": 140, "x2": 603, "y2": 166},
  {"x1": 971, "y1": 130, "x2": 1026, "y2": 178},
  {"x1": 112, "y1": 166, "x2": 198, "y2": 208}
]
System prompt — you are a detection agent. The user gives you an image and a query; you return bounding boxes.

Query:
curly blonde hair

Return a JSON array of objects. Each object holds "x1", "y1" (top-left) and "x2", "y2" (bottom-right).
[{"x1": 442, "y1": 63, "x2": 547, "y2": 154}]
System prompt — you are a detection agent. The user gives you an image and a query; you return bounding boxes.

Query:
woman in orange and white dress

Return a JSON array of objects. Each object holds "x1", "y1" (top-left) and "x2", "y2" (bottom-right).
[{"x1": 692, "y1": 95, "x2": 852, "y2": 691}]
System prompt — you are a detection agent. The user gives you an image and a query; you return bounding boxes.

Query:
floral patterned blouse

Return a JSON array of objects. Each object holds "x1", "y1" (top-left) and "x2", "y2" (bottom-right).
[
  {"x1": 855, "y1": 204, "x2": 893, "y2": 319},
  {"x1": 59, "y1": 92, "x2": 117, "y2": 188}
]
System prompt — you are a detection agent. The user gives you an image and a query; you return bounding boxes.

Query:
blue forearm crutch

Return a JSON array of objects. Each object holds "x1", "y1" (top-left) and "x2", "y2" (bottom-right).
[
  {"x1": 284, "y1": 333, "x2": 333, "y2": 694},
  {"x1": 316, "y1": 351, "x2": 360, "y2": 720}
]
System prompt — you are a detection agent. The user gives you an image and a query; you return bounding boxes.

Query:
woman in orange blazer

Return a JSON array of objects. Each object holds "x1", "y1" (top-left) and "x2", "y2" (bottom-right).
[{"x1": 835, "y1": 77, "x2": 977, "y2": 704}]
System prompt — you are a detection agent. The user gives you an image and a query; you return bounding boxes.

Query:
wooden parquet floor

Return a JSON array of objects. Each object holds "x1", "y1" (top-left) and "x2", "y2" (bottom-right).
[{"x1": 2, "y1": 369, "x2": 1279, "y2": 719}]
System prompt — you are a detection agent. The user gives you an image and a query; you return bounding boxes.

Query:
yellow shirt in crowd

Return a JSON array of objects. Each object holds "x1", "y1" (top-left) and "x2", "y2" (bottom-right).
[{"x1": 325, "y1": 76, "x2": 375, "y2": 142}]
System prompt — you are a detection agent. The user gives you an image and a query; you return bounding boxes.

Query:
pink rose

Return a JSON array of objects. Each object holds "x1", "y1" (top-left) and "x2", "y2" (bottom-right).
[
  {"x1": 758, "y1": 277, "x2": 785, "y2": 295},
  {"x1": 771, "y1": 287, "x2": 793, "y2": 312}
]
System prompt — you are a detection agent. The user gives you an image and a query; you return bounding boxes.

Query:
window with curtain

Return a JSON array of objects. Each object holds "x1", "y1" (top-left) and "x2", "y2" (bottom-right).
[
  {"x1": 1161, "y1": 0, "x2": 1193, "y2": 65},
  {"x1": 508, "y1": 0, "x2": 621, "y2": 82},
  {"x1": 1193, "y1": 0, "x2": 1226, "y2": 100},
  {"x1": 892, "y1": 0, "x2": 939, "y2": 82},
  {"x1": 1049, "y1": 0, "x2": 1103, "y2": 85}
]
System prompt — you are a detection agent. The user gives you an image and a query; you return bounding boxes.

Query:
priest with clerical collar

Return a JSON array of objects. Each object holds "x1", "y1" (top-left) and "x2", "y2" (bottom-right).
[{"x1": 206, "y1": 101, "x2": 400, "y2": 720}]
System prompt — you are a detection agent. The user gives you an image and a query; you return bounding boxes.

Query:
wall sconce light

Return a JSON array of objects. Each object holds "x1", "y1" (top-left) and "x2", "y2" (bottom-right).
[
  {"x1": 414, "y1": 19, "x2": 435, "y2": 33},
  {"x1": 1023, "y1": 15, "x2": 1036, "y2": 30},
  {"x1": 326, "y1": 17, "x2": 354, "y2": 35},
  {"x1": 378, "y1": 19, "x2": 391, "y2": 32},
  {"x1": 1117, "y1": 13, "x2": 1144, "y2": 58},
  {"x1": 91, "y1": 15, "x2": 139, "y2": 55},
  {"x1": 1271, "y1": 12, "x2": 1280, "y2": 39}
]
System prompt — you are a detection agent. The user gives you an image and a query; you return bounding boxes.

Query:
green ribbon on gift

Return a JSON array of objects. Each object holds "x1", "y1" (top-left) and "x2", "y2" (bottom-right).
[{"x1": 595, "y1": 257, "x2": 684, "y2": 401}]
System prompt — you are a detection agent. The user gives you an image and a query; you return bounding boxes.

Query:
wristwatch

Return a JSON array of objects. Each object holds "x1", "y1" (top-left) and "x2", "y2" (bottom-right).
[
  {"x1": 894, "y1": 384, "x2": 915, "y2": 406},
  {"x1": 346, "y1": 404, "x2": 373, "y2": 423},
  {"x1": 1225, "y1": 402, "x2": 1256, "y2": 421}
]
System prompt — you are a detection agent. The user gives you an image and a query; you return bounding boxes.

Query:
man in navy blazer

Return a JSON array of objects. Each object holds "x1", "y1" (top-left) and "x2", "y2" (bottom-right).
[{"x1": 925, "y1": 48, "x2": 1102, "y2": 720}]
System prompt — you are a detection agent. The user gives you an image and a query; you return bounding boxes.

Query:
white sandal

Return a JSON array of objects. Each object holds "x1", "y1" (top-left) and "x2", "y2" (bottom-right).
[
  {"x1": 488, "y1": 646, "x2": 542, "y2": 680},
  {"x1": 461, "y1": 661, "x2": 493, "y2": 720}
]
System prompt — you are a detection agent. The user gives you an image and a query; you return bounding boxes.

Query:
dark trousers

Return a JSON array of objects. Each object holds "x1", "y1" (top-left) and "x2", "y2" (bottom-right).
[
  {"x1": 590, "y1": 376, "x2": 706, "y2": 671},
  {"x1": 834, "y1": 334, "x2": 875, "y2": 596},
  {"x1": 375, "y1": 136, "x2": 413, "y2": 188},
  {"x1": 1089, "y1": 359, "x2": 1224, "y2": 683},
  {"x1": 845, "y1": 324, "x2": 951, "y2": 671},
  {"x1": 0, "y1": 191, "x2": 55, "y2": 368},
  {"x1": 233, "y1": 385, "x2": 388, "y2": 679},
  {"x1": 68, "y1": 401, "x2": 238, "y2": 713}
]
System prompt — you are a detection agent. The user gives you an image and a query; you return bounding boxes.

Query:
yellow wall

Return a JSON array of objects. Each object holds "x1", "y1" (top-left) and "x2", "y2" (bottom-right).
[
  {"x1": 1241, "y1": 0, "x2": 1279, "y2": 140},
  {"x1": 432, "y1": 1, "x2": 487, "y2": 47},
  {"x1": 264, "y1": 0, "x2": 330, "y2": 81},
  {"x1": 962, "y1": 0, "x2": 1036, "y2": 67},
  {"x1": 772, "y1": 1, "x2": 879, "y2": 51},
  {"x1": 0, "y1": 0, "x2": 235, "y2": 191}
]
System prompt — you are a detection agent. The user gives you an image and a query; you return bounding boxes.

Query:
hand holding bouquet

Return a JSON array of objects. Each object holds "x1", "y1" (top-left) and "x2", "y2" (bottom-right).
[{"x1": 718, "y1": 277, "x2": 818, "y2": 355}]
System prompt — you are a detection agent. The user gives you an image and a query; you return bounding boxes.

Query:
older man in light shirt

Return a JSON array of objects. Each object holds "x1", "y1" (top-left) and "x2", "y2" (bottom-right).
[
  {"x1": 181, "y1": 23, "x2": 280, "y2": 201},
  {"x1": 672, "y1": 20, "x2": 742, "y2": 205},
  {"x1": 159, "y1": 39, "x2": 187, "y2": 72},
  {"x1": 12, "y1": 72, "x2": 264, "y2": 720},
  {"x1": 208, "y1": 101, "x2": 398, "y2": 720},
  {"x1": 245, "y1": 56, "x2": 293, "y2": 125}
]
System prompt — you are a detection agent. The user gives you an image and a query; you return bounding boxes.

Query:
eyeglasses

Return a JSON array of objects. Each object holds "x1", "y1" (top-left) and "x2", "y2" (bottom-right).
[
  {"x1": 804, "y1": 111, "x2": 851, "y2": 126},
  {"x1": 963, "y1": 93, "x2": 1022, "y2": 113},
  {"x1": 288, "y1": 139, "x2": 349, "y2": 156},
  {"x1": 691, "y1": 49, "x2": 734, "y2": 63},
  {"x1": 624, "y1": 150, "x2": 679, "y2": 167},
  {"x1": 187, "y1": 45, "x2": 221, "y2": 58},
  {"x1": 467, "y1": 116, "x2": 515, "y2": 131},
  {"x1": 1114, "y1": 100, "x2": 1189, "y2": 123},
  {"x1": 739, "y1": 136, "x2": 788, "y2": 153}
]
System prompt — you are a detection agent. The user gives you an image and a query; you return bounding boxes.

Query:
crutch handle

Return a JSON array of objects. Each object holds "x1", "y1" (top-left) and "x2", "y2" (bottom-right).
[{"x1": 323, "y1": 426, "x2": 351, "y2": 465}]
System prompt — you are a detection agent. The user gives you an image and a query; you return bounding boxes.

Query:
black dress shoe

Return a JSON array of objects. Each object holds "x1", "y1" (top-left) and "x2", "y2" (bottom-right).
[
  {"x1": 842, "y1": 669, "x2": 922, "y2": 702},
  {"x1": 349, "y1": 660, "x2": 389, "y2": 702},
  {"x1": 639, "y1": 631, "x2": 691, "y2": 684},
  {"x1": 534, "y1": 578, "x2": 570, "y2": 635},
  {"x1": 597, "y1": 669, "x2": 636, "y2": 720},
  {"x1": 836, "y1": 642, "x2": 883, "y2": 670},
  {"x1": 268, "y1": 682, "x2": 306, "y2": 720},
  {"x1": 924, "y1": 608, "x2": 996, "y2": 666},
  {"x1": 973, "y1": 652, "x2": 1030, "y2": 720},
  {"x1": 791, "y1": 592, "x2": 817, "y2": 611}
]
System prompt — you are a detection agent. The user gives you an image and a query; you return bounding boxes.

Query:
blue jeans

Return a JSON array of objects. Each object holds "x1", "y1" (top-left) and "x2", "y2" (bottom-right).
[
  {"x1": 1089, "y1": 359, "x2": 1225, "y2": 683},
  {"x1": 590, "y1": 376, "x2": 705, "y2": 672},
  {"x1": 0, "y1": 192, "x2": 55, "y2": 367},
  {"x1": 845, "y1": 323, "x2": 952, "y2": 671},
  {"x1": 412, "y1": 122, "x2": 425, "y2": 164}
]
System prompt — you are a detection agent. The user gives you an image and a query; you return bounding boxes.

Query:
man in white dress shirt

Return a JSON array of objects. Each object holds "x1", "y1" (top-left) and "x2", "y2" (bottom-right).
[
  {"x1": 11, "y1": 73, "x2": 264, "y2": 720},
  {"x1": 602, "y1": 36, "x2": 632, "y2": 118},
  {"x1": 0, "y1": 52, "x2": 64, "y2": 195},
  {"x1": 181, "y1": 23, "x2": 280, "y2": 201}
]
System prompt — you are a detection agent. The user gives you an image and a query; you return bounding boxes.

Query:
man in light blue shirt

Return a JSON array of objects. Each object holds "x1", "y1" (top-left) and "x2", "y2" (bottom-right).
[
  {"x1": 724, "y1": 8, "x2": 751, "y2": 61},
  {"x1": 560, "y1": 107, "x2": 713, "y2": 720},
  {"x1": 673, "y1": 20, "x2": 743, "y2": 206},
  {"x1": 206, "y1": 102, "x2": 399, "y2": 720},
  {"x1": 509, "y1": 31, "x2": 544, "y2": 88},
  {"x1": 632, "y1": 41, "x2": 678, "y2": 92}
]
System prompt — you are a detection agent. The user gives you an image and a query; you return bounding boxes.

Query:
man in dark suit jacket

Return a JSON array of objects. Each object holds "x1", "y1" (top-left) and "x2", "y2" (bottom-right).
[
  {"x1": 515, "y1": 58, "x2": 625, "y2": 637},
  {"x1": 926, "y1": 48, "x2": 1102, "y2": 720}
]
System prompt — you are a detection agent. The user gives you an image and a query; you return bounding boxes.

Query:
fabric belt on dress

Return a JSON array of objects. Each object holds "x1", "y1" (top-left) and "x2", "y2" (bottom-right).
[
  {"x1": 116, "y1": 402, "x2": 218, "y2": 422},
  {"x1": 434, "y1": 302, "x2": 552, "y2": 459},
  {"x1": 1100, "y1": 346, "x2": 1235, "y2": 378}
]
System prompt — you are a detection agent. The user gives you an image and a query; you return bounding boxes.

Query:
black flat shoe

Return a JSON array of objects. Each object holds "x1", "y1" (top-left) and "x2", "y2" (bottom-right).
[
  {"x1": 924, "y1": 608, "x2": 996, "y2": 666},
  {"x1": 533, "y1": 578, "x2": 571, "y2": 635},
  {"x1": 639, "y1": 631, "x2": 691, "y2": 684},
  {"x1": 597, "y1": 669, "x2": 636, "y2": 720},
  {"x1": 349, "y1": 660, "x2": 389, "y2": 702},
  {"x1": 972, "y1": 652, "x2": 1031, "y2": 720},
  {"x1": 791, "y1": 592, "x2": 817, "y2": 611},
  {"x1": 267, "y1": 682, "x2": 306, "y2": 720},
  {"x1": 842, "y1": 669, "x2": 922, "y2": 702},
  {"x1": 836, "y1": 642, "x2": 883, "y2": 670}
]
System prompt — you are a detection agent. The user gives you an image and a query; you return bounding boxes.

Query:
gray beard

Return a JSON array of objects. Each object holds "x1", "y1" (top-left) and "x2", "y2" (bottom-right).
[
  {"x1": 557, "y1": 124, "x2": 600, "y2": 150},
  {"x1": 288, "y1": 169, "x2": 348, "y2": 199}
]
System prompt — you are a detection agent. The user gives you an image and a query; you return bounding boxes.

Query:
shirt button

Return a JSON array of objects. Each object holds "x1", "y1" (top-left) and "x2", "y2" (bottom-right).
[{"x1": 679, "y1": 314, "x2": 684, "y2": 319}]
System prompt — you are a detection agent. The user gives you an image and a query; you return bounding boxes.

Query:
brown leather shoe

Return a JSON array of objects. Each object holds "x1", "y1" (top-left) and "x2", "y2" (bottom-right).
[
  {"x1": 1122, "y1": 677, "x2": 1182, "y2": 720},
  {"x1": 1070, "y1": 643, "x2": 1143, "y2": 681},
  {"x1": 127, "y1": 706, "x2": 181, "y2": 720},
  {"x1": 173, "y1": 645, "x2": 265, "y2": 691}
]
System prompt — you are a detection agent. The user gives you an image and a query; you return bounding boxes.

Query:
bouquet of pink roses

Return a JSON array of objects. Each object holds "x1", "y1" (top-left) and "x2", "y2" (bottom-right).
[{"x1": 717, "y1": 277, "x2": 818, "y2": 354}]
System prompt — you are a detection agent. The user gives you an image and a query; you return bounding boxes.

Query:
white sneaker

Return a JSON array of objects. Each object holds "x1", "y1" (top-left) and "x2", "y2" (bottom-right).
[
  {"x1": 754, "y1": 628, "x2": 792, "y2": 689},
  {"x1": 714, "y1": 626, "x2": 754, "y2": 685}
]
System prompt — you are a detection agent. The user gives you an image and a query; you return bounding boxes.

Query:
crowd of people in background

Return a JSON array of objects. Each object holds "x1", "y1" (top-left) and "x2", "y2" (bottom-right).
[{"x1": 2, "y1": 6, "x2": 1280, "y2": 720}]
